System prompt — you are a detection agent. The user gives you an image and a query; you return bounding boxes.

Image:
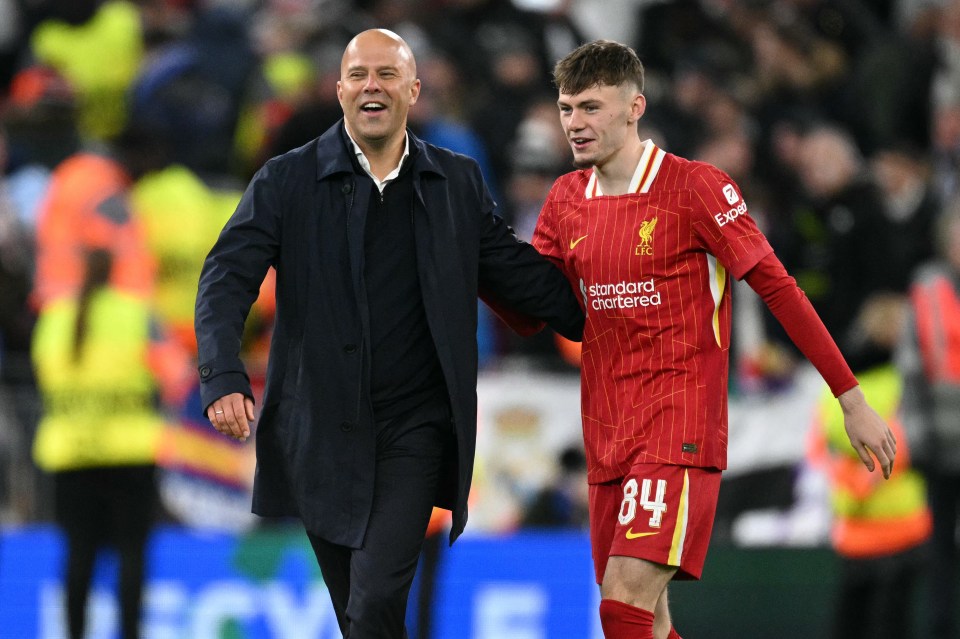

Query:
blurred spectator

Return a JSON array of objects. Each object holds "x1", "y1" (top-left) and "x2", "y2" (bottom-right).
[
  {"x1": 29, "y1": 0, "x2": 144, "y2": 141},
  {"x1": 408, "y1": 50, "x2": 499, "y2": 194},
  {"x1": 748, "y1": 13, "x2": 849, "y2": 132},
  {"x1": 32, "y1": 125, "x2": 162, "y2": 308},
  {"x1": 502, "y1": 97, "x2": 568, "y2": 241},
  {"x1": 770, "y1": 0, "x2": 888, "y2": 58},
  {"x1": 808, "y1": 359, "x2": 931, "y2": 639},
  {"x1": 130, "y1": 163, "x2": 242, "y2": 353},
  {"x1": 2, "y1": 64, "x2": 80, "y2": 173},
  {"x1": 128, "y1": 4, "x2": 257, "y2": 177},
  {"x1": 931, "y1": 99, "x2": 960, "y2": 203},
  {"x1": 638, "y1": 56, "x2": 713, "y2": 158},
  {"x1": 423, "y1": 0, "x2": 578, "y2": 187},
  {"x1": 520, "y1": 444, "x2": 589, "y2": 528},
  {"x1": 255, "y1": 24, "x2": 351, "y2": 168},
  {"x1": 772, "y1": 124, "x2": 899, "y2": 371},
  {"x1": 634, "y1": 0, "x2": 748, "y2": 81},
  {"x1": 930, "y1": 0, "x2": 960, "y2": 111},
  {"x1": 31, "y1": 247, "x2": 190, "y2": 639},
  {"x1": 869, "y1": 143, "x2": 939, "y2": 290},
  {"x1": 897, "y1": 200, "x2": 960, "y2": 639}
]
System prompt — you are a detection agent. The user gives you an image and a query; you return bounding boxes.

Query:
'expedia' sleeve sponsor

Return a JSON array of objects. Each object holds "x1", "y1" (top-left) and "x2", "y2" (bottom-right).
[{"x1": 689, "y1": 163, "x2": 773, "y2": 280}]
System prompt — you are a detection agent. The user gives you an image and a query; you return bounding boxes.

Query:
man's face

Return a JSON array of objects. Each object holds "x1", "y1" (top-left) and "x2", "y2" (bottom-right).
[
  {"x1": 557, "y1": 83, "x2": 644, "y2": 170},
  {"x1": 337, "y1": 32, "x2": 420, "y2": 147}
]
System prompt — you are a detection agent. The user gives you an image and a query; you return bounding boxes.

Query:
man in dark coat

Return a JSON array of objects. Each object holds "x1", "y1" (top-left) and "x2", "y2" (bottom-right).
[{"x1": 194, "y1": 29, "x2": 583, "y2": 638}]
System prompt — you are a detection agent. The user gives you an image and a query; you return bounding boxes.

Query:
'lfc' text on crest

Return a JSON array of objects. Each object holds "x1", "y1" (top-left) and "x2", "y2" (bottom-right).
[{"x1": 635, "y1": 217, "x2": 657, "y2": 256}]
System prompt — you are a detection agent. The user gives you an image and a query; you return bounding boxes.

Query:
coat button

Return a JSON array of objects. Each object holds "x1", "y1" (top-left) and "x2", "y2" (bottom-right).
[
  {"x1": 199, "y1": 366, "x2": 211, "y2": 378},
  {"x1": 340, "y1": 421, "x2": 354, "y2": 432},
  {"x1": 343, "y1": 344, "x2": 357, "y2": 354},
  {"x1": 341, "y1": 183, "x2": 353, "y2": 194}
]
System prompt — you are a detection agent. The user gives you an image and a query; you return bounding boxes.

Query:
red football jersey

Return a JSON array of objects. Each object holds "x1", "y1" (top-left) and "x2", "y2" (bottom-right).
[{"x1": 534, "y1": 140, "x2": 773, "y2": 482}]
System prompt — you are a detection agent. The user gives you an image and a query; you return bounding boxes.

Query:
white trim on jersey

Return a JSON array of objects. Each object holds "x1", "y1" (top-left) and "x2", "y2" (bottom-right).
[
  {"x1": 706, "y1": 254, "x2": 727, "y2": 347},
  {"x1": 584, "y1": 139, "x2": 665, "y2": 199},
  {"x1": 585, "y1": 170, "x2": 598, "y2": 199}
]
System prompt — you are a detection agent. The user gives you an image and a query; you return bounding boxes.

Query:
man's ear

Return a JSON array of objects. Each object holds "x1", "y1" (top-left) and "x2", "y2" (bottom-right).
[{"x1": 409, "y1": 79, "x2": 421, "y2": 106}]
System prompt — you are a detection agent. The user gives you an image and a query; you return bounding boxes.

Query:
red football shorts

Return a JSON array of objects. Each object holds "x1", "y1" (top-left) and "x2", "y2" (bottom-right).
[{"x1": 589, "y1": 463, "x2": 722, "y2": 584}]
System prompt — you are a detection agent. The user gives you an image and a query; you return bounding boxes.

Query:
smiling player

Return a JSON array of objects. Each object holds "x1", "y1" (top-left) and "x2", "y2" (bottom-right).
[{"x1": 532, "y1": 40, "x2": 897, "y2": 639}]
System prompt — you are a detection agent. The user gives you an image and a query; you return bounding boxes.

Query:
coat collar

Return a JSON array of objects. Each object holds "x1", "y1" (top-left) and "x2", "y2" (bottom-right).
[{"x1": 315, "y1": 120, "x2": 447, "y2": 182}]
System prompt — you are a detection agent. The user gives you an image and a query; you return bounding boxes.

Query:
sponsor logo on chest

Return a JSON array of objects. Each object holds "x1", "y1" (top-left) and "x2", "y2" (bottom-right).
[{"x1": 584, "y1": 278, "x2": 662, "y2": 310}]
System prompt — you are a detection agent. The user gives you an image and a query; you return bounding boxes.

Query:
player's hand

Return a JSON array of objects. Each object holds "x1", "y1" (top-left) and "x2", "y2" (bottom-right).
[
  {"x1": 207, "y1": 392, "x2": 255, "y2": 442},
  {"x1": 837, "y1": 385, "x2": 896, "y2": 479}
]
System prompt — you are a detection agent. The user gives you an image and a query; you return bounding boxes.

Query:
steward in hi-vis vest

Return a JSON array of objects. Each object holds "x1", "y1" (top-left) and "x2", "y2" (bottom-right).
[
  {"x1": 31, "y1": 248, "x2": 190, "y2": 639},
  {"x1": 809, "y1": 363, "x2": 931, "y2": 639},
  {"x1": 810, "y1": 364, "x2": 931, "y2": 559},
  {"x1": 904, "y1": 267, "x2": 960, "y2": 472},
  {"x1": 32, "y1": 288, "x2": 163, "y2": 470}
]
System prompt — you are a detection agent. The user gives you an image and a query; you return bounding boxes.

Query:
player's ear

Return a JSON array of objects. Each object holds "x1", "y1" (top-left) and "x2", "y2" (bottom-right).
[{"x1": 629, "y1": 93, "x2": 646, "y2": 124}]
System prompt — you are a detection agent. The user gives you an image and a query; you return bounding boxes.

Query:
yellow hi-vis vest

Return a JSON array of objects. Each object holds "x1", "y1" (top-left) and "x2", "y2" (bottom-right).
[
  {"x1": 812, "y1": 364, "x2": 931, "y2": 558},
  {"x1": 32, "y1": 289, "x2": 163, "y2": 471},
  {"x1": 131, "y1": 165, "x2": 239, "y2": 352}
]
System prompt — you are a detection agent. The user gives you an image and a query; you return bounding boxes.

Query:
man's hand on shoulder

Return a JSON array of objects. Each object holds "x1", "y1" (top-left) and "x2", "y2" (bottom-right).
[
  {"x1": 838, "y1": 385, "x2": 897, "y2": 479},
  {"x1": 207, "y1": 392, "x2": 256, "y2": 442}
]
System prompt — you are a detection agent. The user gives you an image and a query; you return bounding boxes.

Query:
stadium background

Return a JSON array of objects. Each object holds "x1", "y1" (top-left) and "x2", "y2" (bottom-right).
[{"x1": 0, "y1": 0, "x2": 958, "y2": 637}]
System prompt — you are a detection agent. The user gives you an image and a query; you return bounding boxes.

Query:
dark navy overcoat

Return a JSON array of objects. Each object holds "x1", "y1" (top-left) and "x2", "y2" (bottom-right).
[{"x1": 195, "y1": 122, "x2": 583, "y2": 546}]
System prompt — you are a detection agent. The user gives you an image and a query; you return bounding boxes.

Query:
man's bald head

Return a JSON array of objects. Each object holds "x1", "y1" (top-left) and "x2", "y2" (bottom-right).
[{"x1": 342, "y1": 29, "x2": 417, "y2": 78}]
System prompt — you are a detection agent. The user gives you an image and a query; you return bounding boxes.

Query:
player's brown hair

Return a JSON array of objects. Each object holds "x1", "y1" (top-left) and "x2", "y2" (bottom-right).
[{"x1": 553, "y1": 40, "x2": 645, "y2": 95}]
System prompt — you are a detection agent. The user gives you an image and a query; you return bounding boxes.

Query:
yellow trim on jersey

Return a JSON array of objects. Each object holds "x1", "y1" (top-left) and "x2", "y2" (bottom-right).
[
  {"x1": 668, "y1": 469, "x2": 690, "y2": 566},
  {"x1": 707, "y1": 255, "x2": 726, "y2": 347},
  {"x1": 584, "y1": 139, "x2": 664, "y2": 199}
]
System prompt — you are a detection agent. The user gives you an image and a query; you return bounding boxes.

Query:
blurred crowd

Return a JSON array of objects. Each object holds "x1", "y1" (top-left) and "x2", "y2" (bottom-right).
[{"x1": 0, "y1": 0, "x2": 958, "y2": 539}]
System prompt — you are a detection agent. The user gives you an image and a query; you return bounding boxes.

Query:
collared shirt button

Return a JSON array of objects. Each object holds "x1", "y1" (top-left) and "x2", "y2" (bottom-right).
[
  {"x1": 340, "y1": 421, "x2": 354, "y2": 432},
  {"x1": 344, "y1": 344, "x2": 358, "y2": 354},
  {"x1": 199, "y1": 366, "x2": 211, "y2": 378}
]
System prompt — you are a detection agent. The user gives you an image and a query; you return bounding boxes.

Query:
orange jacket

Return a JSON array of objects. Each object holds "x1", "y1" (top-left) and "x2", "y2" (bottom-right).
[
  {"x1": 34, "y1": 152, "x2": 154, "y2": 307},
  {"x1": 913, "y1": 273, "x2": 960, "y2": 383}
]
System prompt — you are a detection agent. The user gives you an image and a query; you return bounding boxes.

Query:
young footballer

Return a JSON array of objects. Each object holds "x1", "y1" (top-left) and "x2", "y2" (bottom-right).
[{"x1": 532, "y1": 40, "x2": 896, "y2": 639}]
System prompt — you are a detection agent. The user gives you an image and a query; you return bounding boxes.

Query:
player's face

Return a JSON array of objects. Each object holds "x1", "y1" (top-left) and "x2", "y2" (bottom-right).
[
  {"x1": 338, "y1": 32, "x2": 420, "y2": 148},
  {"x1": 558, "y1": 83, "x2": 645, "y2": 170}
]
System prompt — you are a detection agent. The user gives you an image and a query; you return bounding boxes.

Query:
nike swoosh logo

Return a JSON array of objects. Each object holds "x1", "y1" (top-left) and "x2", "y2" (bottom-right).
[
  {"x1": 625, "y1": 528, "x2": 660, "y2": 539},
  {"x1": 569, "y1": 235, "x2": 589, "y2": 250}
]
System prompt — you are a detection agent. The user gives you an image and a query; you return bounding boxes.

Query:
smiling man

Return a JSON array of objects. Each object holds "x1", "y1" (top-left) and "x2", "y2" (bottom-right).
[
  {"x1": 531, "y1": 40, "x2": 897, "y2": 639},
  {"x1": 194, "y1": 29, "x2": 584, "y2": 638}
]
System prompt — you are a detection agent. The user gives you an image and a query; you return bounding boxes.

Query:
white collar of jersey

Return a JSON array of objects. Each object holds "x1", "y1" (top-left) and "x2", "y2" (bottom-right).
[{"x1": 585, "y1": 139, "x2": 665, "y2": 199}]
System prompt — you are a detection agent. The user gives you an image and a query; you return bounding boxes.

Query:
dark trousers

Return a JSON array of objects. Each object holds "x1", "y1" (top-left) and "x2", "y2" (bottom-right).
[
  {"x1": 307, "y1": 404, "x2": 450, "y2": 639},
  {"x1": 54, "y1": 465, "x2": 157, "y2": 639},
  {"x1": 928, "y1": 471, "x2": 960, "y2": 639},
  {"x1": 831, "y1": 545, "x2": 925, "y2": 639}
]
